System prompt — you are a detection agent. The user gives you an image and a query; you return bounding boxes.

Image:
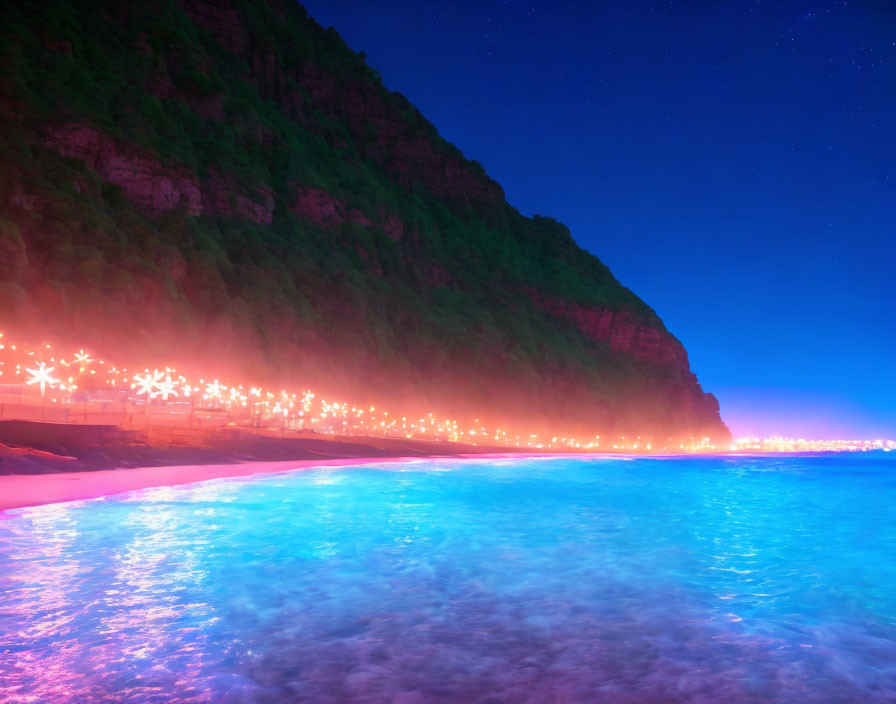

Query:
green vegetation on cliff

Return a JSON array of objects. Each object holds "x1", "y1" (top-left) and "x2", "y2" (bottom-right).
[{"x1": 0, "y1": 0, "x2": 726, "y2": 439}]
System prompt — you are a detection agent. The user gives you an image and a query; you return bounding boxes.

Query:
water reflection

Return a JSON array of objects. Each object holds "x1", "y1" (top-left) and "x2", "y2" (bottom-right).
[{"x1": 1, "y1": 455, "x2": 895, "y2": 702}]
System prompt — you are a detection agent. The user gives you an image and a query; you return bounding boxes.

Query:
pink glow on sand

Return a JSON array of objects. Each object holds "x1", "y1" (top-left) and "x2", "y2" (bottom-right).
[{"x1": 0, "y1": 453, "x2": 585, "y2": 514}]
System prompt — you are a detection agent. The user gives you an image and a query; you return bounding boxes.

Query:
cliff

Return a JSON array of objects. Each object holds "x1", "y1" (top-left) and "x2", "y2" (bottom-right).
[{"x1": 0, "y1": 0, "x2": 728, "y2": 443}]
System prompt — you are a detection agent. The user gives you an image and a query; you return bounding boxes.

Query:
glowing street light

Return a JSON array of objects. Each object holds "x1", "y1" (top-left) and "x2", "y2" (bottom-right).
[
  {"x1": 204, "y1": 380, "x2": 223, "y2": 403},
  {"x1": 156, "y1": 374, "x2": 179, "y2": 401},
  {"x1": 26, "y1": 362, "x2": 59, "y2": 397},
  {"x1": 132, "y1": 370, "x2": 162, "y2": 399}
]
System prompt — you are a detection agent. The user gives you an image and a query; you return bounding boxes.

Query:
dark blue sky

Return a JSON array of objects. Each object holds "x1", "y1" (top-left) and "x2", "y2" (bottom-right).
[{"x1": 302, "y1": 0, "x2": 896, "y2": 439}]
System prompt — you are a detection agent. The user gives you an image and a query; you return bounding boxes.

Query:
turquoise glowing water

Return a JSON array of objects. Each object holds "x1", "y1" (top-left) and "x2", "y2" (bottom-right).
[{"x1": 2, "y1": 454, "x2": 896, "y2": 703}]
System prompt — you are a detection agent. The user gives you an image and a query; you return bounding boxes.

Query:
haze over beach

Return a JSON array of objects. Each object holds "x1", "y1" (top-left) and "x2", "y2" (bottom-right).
[{"x1": 1, "y1": 1, "x2": 895, "y2": 702}]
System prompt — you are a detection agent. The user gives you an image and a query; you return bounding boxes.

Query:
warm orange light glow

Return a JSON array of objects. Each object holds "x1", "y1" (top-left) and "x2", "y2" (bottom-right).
[{"x1": 0, "y1": 331, "x2": 891, "y2": 453}]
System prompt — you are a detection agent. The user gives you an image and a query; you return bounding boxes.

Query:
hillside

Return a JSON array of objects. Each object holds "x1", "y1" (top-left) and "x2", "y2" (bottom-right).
[{"x1": 0, "y1": 0, "x2": 728, "y2": 443}]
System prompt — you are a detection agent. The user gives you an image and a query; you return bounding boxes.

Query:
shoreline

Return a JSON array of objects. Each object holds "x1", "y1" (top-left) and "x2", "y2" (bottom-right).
[
  {"x1": 0, "y1": 420, "x2": 630, "y2": 513},
  {"x1": 0, "y1": 452, "x2": 576, "y2": 514},
  {"x1": 3, "y1": 447, "x2": 880, "y2": 514},
  {"x1": 5, "y1": 420, "x2": 873, "y2": 514}
]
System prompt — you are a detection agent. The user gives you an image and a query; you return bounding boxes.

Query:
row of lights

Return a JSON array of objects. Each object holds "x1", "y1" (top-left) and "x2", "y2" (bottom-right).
[{"x1": 3, "y1": 333, "x2": 889, "y2": 453}]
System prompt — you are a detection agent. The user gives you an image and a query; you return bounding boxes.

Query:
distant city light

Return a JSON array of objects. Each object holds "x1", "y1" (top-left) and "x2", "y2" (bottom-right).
[{"x1": 731, "y1": 436, "x2": 895, "y2": 453}]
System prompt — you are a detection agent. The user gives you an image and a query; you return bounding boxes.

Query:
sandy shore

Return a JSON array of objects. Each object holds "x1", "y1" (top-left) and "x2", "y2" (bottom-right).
[
  {"x1": 0, "y1": 454, "x2": 519, "y2": 513},
  {"x1": 0, "y1": 420, "x2": 598, "y2": 513}
]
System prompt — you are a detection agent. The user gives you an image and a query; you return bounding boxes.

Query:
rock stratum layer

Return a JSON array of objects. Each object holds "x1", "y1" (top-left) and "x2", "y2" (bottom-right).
[{"x1": 0, "y1": 0, "x2": 728, "y2": 442}]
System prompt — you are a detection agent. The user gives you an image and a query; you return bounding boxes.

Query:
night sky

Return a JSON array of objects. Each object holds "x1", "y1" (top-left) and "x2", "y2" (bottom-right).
[{"x1": 302, "y1": 0, "x2": 896, "y2": 439}]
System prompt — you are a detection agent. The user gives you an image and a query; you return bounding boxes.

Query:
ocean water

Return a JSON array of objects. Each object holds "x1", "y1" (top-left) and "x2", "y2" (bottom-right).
[{"x1": 1, "y1": 454, "x2": 896, "y2": 703}]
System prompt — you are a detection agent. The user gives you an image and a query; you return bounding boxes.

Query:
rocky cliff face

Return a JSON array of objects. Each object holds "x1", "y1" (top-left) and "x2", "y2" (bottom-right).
[
  {"x1": 0, "y1": 0, "x2": 728, "y2": 443},
  {"x1": 44, "y1": 123, "x2": 203, "y2": 215}
]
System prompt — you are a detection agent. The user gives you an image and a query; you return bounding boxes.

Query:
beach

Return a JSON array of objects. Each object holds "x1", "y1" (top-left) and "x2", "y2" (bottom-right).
[{"x1": 0, "y1": 419, "x2": 543, "y2": 512}]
